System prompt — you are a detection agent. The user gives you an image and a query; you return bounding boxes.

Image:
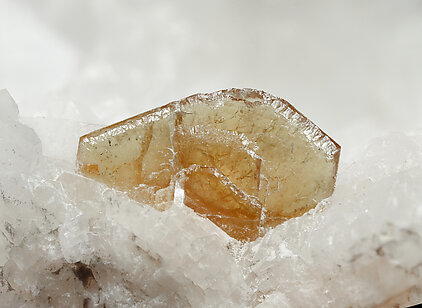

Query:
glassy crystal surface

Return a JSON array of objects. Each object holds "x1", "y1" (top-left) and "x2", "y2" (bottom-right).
[{"x1": 77, "y1": 88, "x2": 340, "y2": 241}]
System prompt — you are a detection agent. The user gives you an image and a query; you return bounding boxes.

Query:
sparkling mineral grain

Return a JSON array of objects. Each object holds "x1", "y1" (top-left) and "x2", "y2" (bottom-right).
[{"x1": 77, "y1": 88, "x2": 340, "y2": 241}]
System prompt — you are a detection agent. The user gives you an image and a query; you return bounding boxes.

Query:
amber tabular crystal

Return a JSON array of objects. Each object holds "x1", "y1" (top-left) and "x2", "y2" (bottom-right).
[{"x1": 77, "y1": 88, "x2": 340, "y2": 241}]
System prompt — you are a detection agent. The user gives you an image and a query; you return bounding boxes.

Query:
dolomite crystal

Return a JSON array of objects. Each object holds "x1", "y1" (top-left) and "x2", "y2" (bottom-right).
[{"x1": 77, "y1": 88, "x2": 340, "y2": 241}]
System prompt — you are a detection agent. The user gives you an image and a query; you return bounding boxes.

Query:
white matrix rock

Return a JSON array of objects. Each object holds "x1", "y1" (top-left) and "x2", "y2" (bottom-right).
[{"x1": 1, "y1": 90, "x2": 422, "y2": 307}]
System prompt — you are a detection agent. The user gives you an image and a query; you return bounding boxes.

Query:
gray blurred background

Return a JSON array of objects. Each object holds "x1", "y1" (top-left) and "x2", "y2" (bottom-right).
[{"x1": 1, "y1": 0, "x2": 421, "y2": 162}]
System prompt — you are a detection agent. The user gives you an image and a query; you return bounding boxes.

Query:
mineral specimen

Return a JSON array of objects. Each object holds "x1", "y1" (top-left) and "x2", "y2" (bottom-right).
[
  {"x1": 2, "y1": 90, "x2": 422, "y2": 307},
  {"x1": 77, "y1": 88, "x2": 340, "y2": 241}
]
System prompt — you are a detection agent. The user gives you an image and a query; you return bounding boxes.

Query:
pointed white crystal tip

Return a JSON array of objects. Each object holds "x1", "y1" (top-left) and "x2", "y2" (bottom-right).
[{"x1": 0, "y1": 89, "x2": 19, "y2": 122}]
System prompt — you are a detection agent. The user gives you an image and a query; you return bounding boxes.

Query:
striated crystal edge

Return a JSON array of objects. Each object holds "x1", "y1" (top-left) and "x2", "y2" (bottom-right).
[{"x1": 79, "y1": 88, "x2": 341, "y2": 166}]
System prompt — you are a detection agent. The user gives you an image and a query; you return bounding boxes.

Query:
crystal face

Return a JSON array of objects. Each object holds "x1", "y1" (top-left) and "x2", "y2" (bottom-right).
[{"x1": 77, "y1": 88, "x2": 340, "y2": 241}]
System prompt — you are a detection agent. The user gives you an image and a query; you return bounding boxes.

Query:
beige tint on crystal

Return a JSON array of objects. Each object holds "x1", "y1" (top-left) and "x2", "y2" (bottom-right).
[{"x1": 77, "y1": 88, "x2": 340, "y2": 241}]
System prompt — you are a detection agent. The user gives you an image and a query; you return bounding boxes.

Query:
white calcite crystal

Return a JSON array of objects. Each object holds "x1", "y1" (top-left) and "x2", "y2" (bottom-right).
[{"x1": 1, "y1": 90, "x2": 422, "y2": 307}]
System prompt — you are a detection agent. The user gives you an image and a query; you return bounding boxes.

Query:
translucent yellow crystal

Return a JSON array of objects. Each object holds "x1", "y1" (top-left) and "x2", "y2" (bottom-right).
[{"x1": 77, "y1": 88, "x2": 340, "y2": 241}]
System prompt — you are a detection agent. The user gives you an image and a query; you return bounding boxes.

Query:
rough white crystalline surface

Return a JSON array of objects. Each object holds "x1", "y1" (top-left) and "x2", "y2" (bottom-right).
[{"x1": 1, "y1": 90, "x2": 422, "y2": 307}]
